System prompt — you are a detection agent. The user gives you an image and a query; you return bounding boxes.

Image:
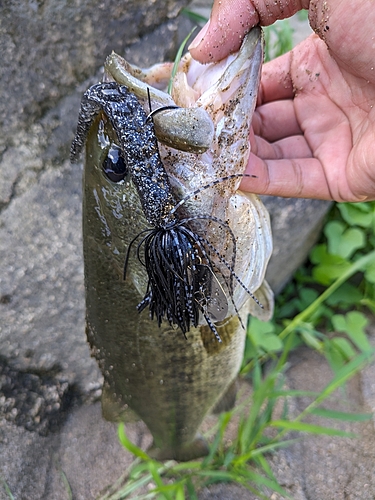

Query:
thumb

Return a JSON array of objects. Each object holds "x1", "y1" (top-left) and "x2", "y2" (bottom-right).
[{"x1": 189, "y1": 0, "x2": 307, "y2": 63}]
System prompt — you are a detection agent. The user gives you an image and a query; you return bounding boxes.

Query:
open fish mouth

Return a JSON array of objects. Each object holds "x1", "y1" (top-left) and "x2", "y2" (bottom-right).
[{"x1": 71, "y1": 26, "x2": 273, "y2": 340}]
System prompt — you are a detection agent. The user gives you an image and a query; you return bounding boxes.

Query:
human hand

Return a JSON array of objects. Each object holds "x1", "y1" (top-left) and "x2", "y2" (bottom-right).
[{"x1": 189, "y1": 0, "x2": 375, "y2": 202}]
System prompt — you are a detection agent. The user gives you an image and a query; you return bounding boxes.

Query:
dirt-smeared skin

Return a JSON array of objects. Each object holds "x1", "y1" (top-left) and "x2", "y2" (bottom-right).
[{"x1": 79, "y1": 28, "x2": 272, "y2": 460}]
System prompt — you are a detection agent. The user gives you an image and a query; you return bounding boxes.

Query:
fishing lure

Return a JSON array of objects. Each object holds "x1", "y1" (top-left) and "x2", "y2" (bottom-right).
[{"x1": 71, "y1": 81, "x2": 261, "y2": 341}]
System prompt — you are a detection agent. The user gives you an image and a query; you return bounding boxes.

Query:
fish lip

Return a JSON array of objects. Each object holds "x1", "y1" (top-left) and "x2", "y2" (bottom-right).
[{"x1": 103, "y1": 26, "x2": 263, "y2": 154}]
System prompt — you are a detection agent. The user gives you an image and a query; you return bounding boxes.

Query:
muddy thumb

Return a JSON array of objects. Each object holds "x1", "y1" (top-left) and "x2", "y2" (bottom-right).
[{"x1": 189, "y1": 0, "x2": 307, "y2": 63}]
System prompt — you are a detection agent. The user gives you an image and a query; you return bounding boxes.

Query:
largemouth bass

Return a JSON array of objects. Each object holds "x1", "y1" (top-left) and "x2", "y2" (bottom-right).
[{"x1": 71, "y1": 26, "x2": 273, "y2": 461}]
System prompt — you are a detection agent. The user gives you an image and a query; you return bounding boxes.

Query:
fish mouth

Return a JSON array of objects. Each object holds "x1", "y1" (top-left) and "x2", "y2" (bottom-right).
[
  {"x1": 104, "y1": 26, "x2": 263, "y2": 156},
  {"x1": 105, "y1": 27, "x2": 272, "y2": 324}
]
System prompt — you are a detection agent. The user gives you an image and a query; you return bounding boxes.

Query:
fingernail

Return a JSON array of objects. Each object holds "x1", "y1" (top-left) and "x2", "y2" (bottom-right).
[{"x1": 188, "y1": 20, "x2": 210, "y2": 51}]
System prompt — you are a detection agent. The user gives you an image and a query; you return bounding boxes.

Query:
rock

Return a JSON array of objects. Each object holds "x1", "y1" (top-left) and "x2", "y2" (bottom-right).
[
  {"x1": 0, "y1": 402, "x2": 150, "y2": 500},
  {"x1": 0, "y1": 5, "x2": 195, "y2": 499},
  {"x1": 270, "y1": 342, "x2": 375, "y2": 500},
  {"x1": 0, "y1": 0, "x2": 187, "y2": 154},
  {"x1": 263, "y1": 196, "x2": 331, "y2": 294},
  {"x1": 0, "y1": 160, "x2": 99, "y2": 391},
  {"x1": 199, "y1": 331, "x2": 375, "y2": 500}
]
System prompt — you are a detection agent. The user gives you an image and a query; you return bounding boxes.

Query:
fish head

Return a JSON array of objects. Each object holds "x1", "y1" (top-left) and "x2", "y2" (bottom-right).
[
  {"x1": 80, "y1": 115, "x2": 155, "y2": 305},
  {"x1": 74, "y1": 26, "x2": 273, "y2": 334}
]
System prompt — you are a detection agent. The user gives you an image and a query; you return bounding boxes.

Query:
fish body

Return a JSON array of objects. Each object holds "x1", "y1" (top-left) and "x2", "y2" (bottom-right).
[{"x1": 73, "y1": 27, "x2": 273, "y2": 460}]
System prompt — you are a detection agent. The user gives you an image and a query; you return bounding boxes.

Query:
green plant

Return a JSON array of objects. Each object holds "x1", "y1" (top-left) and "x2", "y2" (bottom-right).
[
  {"x1": 56, "y1": 462, "x2": 73, "y2": 500},
  {"x1": 0, "y1": 477, "x2": 14, "y2": 500},
  {"x1": 245, "y1": 201, "x2": 375, "y2": 375},
  {"x1": 264, "y1": 20, "x2": 293, "y2": 61},
  {"x1": 168, "y1": 27, "x2": 197, "y2": 95},
  {"x1": 297, "y1": 9, "x2": 309, "y2": 22},
  {"x1": 99, "y1": 344, "x2": 372, "y2": 500},
  {"x1": 180, "y1": 8, "x2": 208, "y2": 26}
]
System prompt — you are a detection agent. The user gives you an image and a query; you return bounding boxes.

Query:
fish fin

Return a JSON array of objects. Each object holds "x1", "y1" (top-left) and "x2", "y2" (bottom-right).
[
  {"x1": 101, "y1": 383, "x2": 140, "y2": 423},
  {"x1": 200, "y1": 314, "x2": 240, "y2": 354},
  {"x1": 211, "y1": 379, "x2": 238, "y2": 414},
  {"x1": 248, "y1": 280, "x2": 274, "y2": 321},
  {"x1": 148, "y1": 435, "x2": 209, "y2": 461}
]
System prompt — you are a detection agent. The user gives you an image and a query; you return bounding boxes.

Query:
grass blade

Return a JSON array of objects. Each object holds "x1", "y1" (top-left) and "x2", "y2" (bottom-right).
[
  {"x1": 268, "y1": 389, "x2": 320, "y2": 398},
  {"x1": 202, "y1": 411, "x2": 232, "y2": 467},
  {"x1": 311, "y1": 408, "x2": 373, "y2": 421},
  {"x1": 233, "y1": 439, "x2": 300, "y2": 465},
  {"x1": 181, "y1": 8, "x2": 208, "y2": 25},
  {"x1": 238, "y1": 468, "x2": 291, "y2": 498},
  {"x1": 167, "y1": 27, "x2": 196, "y2": 94},
  {"x1": 304, "y1": 351, "x2": 374, "y2": 415},
  {"x1": 105, "y1": 474, "x2": 153, "y2": 499},
  {"x1": 148, "y1": 462, "x2": 171, "y2": 500},
  {"x1": 0, "y1": 477, "x2": 14, "y2": 500},
  {"x1": 186, "y1": 478, "x2": 198, "y2": 500},
  {"x1": 270, "y1": 419, "x2": 357, "y2": 438},
  {"x1": 175, "y1": 483, "x2": 185, "y2": 500},
  {"x1": 118, "y1": 424, "x2": 151, "y2": 461},
  {"x1": 167, "y1": 461, "x2": 202, "y2": 473},
  {"x1": 57, "y1": 466, "x2": 73, "y2": 500}
]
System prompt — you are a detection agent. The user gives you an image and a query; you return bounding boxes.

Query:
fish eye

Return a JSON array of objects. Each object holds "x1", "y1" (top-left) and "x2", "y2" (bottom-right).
[{"x1": 102, "y1": 144, "x2": 128, "y2": 182}]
